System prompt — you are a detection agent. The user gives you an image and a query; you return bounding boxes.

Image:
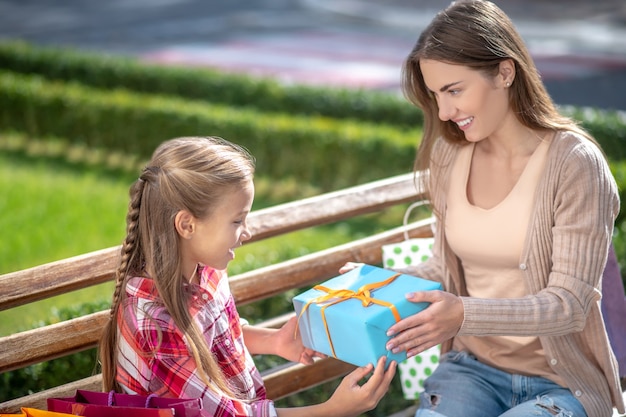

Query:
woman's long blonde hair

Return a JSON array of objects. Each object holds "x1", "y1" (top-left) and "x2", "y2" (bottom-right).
[
  {"x1": 402, "y1": 0, "x2": 597, "y2": 186},
  {"x1": 99, "y1": 136, "x2": 255, "y2": 397}
]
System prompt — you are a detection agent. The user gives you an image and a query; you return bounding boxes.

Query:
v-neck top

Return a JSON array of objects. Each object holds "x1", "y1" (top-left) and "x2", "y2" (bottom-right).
[{"x1": 445, "y1": 138, "x2": 563, "y2": 384}]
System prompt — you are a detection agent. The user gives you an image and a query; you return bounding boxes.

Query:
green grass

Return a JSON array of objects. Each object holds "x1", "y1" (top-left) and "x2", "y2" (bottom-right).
[
  {"x1": 0, "y1": 151, "x2": 131, "y2": 335},
  {"x1": 0, "y1": 154, "x2": 130, "y2": 274}
]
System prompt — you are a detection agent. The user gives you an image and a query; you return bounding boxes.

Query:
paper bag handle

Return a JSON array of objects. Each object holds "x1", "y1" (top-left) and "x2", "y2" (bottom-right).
[{"x1": 402, "y1": 201, "x2": 430, "y2": 241}]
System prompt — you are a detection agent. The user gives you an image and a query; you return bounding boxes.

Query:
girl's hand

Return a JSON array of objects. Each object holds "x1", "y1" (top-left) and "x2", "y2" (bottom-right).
[
  {"x1": 326, "y1": 357, "x2": 396, "y2": 416},
  {"x1": 275, "y1": 316, "x2": 326, "y2": 365},
  {"x1": 385, "y1": 290, "x2": 463, "y2": 358}
]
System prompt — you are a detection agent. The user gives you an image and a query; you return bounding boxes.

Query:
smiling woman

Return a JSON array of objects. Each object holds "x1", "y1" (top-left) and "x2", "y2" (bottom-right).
[{"x1": 393, "y1": 1, "x2": 624, "y2": 417}]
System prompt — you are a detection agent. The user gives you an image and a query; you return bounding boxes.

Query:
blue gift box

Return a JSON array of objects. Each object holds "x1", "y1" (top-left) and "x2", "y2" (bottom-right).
[{"x1": 293, "y1": 264, "x2": 443, "y2": 368}]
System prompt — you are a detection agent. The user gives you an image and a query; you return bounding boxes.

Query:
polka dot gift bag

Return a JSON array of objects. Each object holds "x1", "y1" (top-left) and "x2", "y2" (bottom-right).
[
  {"x1": 381, "y1": 201, "x2": 440, "y2": 400},
  {"x1": 397, "y1": 345, "x2": 441, "y2": 400},
  {"x1": 382, "y1": 201, "x2": 433, "y2": 270}
]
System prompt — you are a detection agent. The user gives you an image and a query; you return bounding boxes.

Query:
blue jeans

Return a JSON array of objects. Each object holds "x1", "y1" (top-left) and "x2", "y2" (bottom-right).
[{"x1": 415, "y1": 350, "x2": 587, "y2": 417}]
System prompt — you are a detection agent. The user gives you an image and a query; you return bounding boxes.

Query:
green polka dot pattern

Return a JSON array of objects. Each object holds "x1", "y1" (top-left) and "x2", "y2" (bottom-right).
[
  {"x1": 382, "y1": 237, "x2": 438, "y2": 400},
  {"x1": 398, "y1": 345, "x2": 440, "y2": 400},
  {"x1": 382, "y1": 238, "x2": 434, "y2": 269}
]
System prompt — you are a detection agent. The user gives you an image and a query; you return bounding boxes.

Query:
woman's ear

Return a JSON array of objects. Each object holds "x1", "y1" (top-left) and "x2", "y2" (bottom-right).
[
  {"x1": 175, "y1": 210, "x2": 196, "y2": 239},
  {"x1": 499, "y1": 59, "x2": 516, "y2": 87}
]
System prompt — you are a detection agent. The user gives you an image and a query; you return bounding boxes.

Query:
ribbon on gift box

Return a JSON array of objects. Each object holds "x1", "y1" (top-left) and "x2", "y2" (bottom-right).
[{"x1": 297, "y1": 273, "x2": 402, "y2": 358}]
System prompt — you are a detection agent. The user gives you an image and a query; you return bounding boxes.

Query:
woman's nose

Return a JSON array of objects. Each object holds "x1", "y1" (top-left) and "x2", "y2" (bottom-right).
[{"x1": 437, "y1": 97, "x2": 454, "y2": 121}]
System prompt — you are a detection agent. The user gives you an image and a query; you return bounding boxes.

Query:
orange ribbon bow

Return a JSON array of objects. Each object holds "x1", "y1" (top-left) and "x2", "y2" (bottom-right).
[{"x1": 297, "y1": 272, "x2": 402, "y2": 358}]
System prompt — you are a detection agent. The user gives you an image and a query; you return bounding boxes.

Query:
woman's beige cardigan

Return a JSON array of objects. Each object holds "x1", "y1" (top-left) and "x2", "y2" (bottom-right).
[{"x1": 404, "y1": 131, "x2": 624, "y2": 417}]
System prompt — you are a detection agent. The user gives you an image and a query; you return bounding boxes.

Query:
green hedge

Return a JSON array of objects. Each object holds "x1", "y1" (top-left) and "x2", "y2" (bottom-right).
[
  {"x1": 0, "y1": 70, "x2": 420, "y2": 190},
  {"x1": 1, "y1": 41, "x2": 624, "y2": 163},
  {"x1": 0, "y1": 40, "x2": 422, "y2": 129},
  {"x1": 562, "y1": 106, "x2": 626, "y2": 161}
]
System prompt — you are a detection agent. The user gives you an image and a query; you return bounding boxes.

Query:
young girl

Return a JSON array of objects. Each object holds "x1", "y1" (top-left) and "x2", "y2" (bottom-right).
[
  {"x1": 99, "y1": 136, "x2": 396, "y2": 417},
  {"x1": 345, "y1": 1, "x2": 624, "y2": 416}
]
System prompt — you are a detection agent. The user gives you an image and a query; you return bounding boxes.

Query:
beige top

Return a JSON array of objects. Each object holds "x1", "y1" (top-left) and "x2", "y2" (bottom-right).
[
  {"x1": 446, "y1": 139, "x2": 564, "y2": 385},
  {"x1": 400, "y1": 131, "x2": 623, "y2": 417}
]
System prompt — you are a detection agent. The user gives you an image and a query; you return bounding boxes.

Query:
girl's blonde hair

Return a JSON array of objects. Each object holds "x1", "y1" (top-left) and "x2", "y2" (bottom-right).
[
  {"x1": 402, "y1": 0, "x2": 597, "y2": 187},
  {"x1": 99, "y1": 136, "x2": 255, "y2": 397}
]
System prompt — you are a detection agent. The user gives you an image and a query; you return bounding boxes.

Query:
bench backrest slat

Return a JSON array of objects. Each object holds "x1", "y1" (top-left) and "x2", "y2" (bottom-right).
[
  {"x1": 0, "y1": 375, "x2": 103, "y2": 413},
  {"x1": 0, "y1": 311, "x2": 108, "y2": 373},
  {"x1": 0, "y1": 248, "x2": 118, "y2": 311},
  {"x1": 249, "y1": 172, "x2": 421, "y2": 240}
]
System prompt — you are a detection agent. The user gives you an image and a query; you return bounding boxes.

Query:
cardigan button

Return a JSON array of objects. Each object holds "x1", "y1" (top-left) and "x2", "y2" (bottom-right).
[
  {"x1": 574, "y1": 390, "x2": 582, "y2": 397},
  {"x1": 550, "y1": 358, "x2": 557, "y2": 365},
  {"x1": 519, "y1": 263, "x2": 527, "y2": 270}
]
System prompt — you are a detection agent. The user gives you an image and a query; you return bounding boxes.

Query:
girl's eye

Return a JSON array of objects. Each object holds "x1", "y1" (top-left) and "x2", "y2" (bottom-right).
[{"x1": 449, "y1": 89, "x2": 460, "y2": 96}]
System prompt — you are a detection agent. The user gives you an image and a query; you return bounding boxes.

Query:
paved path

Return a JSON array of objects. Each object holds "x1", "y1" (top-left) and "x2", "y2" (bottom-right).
[{"x1": 0, "y1": 0, "x2": 625, "y2": 110}]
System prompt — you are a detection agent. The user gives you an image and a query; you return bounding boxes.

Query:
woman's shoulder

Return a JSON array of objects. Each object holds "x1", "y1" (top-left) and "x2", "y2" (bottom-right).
[
  {"x1": 548, "y1": 130, "x2": 618, "y2": 202},
  {"x1": 549, "y1": 130, "x2": 609, "y2": 167},
  {"x1": 551, "y1": 129, "x2": 603, "y2": 154}
]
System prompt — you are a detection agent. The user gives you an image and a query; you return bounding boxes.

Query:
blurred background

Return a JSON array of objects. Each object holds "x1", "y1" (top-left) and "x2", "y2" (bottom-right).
[
  {"x1": 1, "y1": 0, "x2": 625, "y2": 111},
  {"x1": 1, "y1": 2, "x2": 625, "y2": 413}
]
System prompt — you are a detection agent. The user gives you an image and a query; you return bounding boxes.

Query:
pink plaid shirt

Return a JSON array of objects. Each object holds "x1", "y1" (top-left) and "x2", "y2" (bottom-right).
[{"x1": 116, "y1": 265, "x2": 277, "y2": 417}]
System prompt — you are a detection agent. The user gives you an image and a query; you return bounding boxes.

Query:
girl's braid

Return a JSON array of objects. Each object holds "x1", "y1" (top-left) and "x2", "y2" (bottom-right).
[
  {"x1": 110, "y1": 175, "x2": 147, "y2": 317},
  {"x1": 99, "y1": 173, "x2": 148, "y2": 392}
]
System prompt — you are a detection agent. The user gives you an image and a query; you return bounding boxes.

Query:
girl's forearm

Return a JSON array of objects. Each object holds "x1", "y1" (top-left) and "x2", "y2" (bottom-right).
[{"x1": 241, "y1": 324, "x2": 278, "y2": 356}]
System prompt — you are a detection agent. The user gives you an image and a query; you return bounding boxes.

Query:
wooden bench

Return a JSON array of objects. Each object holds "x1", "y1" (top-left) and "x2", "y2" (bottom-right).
[{"x1": 0, "y1": 172, "x2": 432, "y2": 416}]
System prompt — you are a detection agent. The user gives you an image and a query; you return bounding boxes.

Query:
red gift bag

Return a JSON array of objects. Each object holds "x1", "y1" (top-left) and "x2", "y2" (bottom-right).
[
  {"x1": 0, "y1": 407, "x2": 78, "y2": 417},
  {"x1": 47, "y1": 390, "x2": 202, "y2": 417}
]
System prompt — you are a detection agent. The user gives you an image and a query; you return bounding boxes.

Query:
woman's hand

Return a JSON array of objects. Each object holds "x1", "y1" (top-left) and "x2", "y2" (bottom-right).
[
  {"x1": 338, "y1": 262, "x2": 364, "y2": 274},
  {"x1": 385, "y1": 290, "x2": 464, "y2": 358}
]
